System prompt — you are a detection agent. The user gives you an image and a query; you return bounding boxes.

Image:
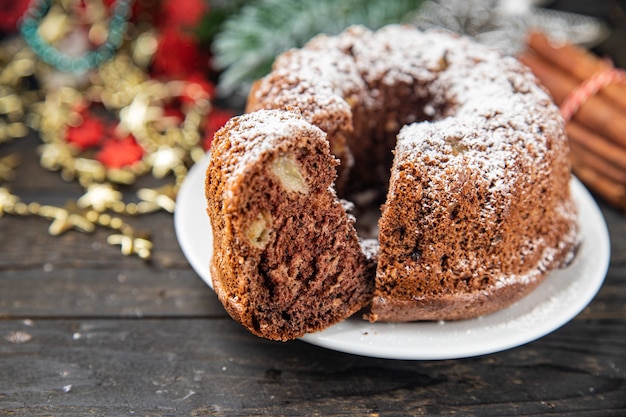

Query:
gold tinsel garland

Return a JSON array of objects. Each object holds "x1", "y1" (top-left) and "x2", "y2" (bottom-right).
[{"x1": 0, "y1": 26, "x2": 212, "y2": 260}]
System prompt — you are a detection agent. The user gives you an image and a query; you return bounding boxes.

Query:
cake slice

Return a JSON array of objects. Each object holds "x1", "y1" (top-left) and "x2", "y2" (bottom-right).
[{"x1": 205, "y1": 109, "x2": 374, "y2": 341}]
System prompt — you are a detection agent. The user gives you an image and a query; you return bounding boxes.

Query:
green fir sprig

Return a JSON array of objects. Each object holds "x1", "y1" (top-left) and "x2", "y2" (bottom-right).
[{"x1": 212, "y1": 0, "x2": 425, "y2": 100}]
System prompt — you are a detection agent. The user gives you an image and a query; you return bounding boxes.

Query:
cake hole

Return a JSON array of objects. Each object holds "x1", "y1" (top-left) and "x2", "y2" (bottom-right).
[
  {"x1": 448, "y1": 203, "x2": 460, "y2": 220},
  {"x1": 410, "y1": 249, "x2": 422, "y2": 261},
  {"x1": 392, "y1": 227, "x2": 406, "y2": 241},
  {"x1": 270, "y1": 154, "x2": 309, "y2": 194},
  {"x1": 461, "y1": 276, "x2": 472, "y2": 289},
  {"x1": 251, "y1": 315, "x2": 261, "y2": 332},
  {"x1": 440, "y1": 254, "x2": 449, "y2": 269},
  {"x1": 246, "y1": 211, "x2": 273, "y2": 249}
]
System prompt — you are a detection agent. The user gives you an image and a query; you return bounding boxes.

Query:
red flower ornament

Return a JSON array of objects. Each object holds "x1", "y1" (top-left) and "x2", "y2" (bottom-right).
[
  {"x1": 203, "y1": 109, "x2": 235, "y2": 150},
  {"x1": 157, "y1": 0, "x2": 208, "y2": 30},
  {"x1": 152, "y1": 28, "x2": 206, "y2": 79},
  {"x1": 0, "y1": 0, "x2": 30, "y2": 33},
  {"x1": 96, "y1": 135, "x2": 144, "y2": 168},
  {"x1": 65, "y1": 114, "x2": 107, "y2": 150}
]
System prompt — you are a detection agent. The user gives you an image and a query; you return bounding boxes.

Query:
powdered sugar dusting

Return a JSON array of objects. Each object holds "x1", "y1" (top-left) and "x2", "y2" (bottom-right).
[
  {"x1": 254, "y1": 25, "x2": 566, "y2": 206},
  {"x1": 360, "y1": 238, "x2": 380, "y2": 261},
  {"x1": 386, "y1": 27, "x2": 564, "y2": 202},
  {"x1": 250, "y1": 29, "x2": 373, "y2": 133},
  {"x1": 241, "y1": 25, "x2": 578, "y2": 318},
  {"x1": 494, "y1": 213, "x2": 581, "y2": 289},
  {"x1": 212, "y1": 110, "x2": 326, "y2": 192}
]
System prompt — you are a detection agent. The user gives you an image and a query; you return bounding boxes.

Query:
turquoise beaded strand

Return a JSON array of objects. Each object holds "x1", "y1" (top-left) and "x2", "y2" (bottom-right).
[{"x1": 20, "y1": 0, "x2": 134, "y2": 74}]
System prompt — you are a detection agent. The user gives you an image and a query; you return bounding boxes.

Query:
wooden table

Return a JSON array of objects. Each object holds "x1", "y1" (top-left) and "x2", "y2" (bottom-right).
[
  {"x1": 2, "y1": 134, "x2": 626, "y2": 417},
  {"x1": 2, "y1": 6, "x2": 626, "y2": 417}
]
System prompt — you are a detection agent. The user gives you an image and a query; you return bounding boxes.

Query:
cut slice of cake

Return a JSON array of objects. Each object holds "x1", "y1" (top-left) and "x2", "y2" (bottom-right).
[{"x1": 205, "y1": 109, "x2": 374, "y2": 341}]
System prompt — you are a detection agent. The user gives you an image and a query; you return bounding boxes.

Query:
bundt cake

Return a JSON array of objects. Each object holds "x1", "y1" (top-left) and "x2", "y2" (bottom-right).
[{"x1": 205, "y1": 25, "x2": 580, "y2": 339}]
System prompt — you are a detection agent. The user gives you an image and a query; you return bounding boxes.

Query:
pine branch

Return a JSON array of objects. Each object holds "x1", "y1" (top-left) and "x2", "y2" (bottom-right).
[
  {"x1": 195, "y1": 0, "x2": 248, "y2": 44},
  {"x1": 212, "y1": 0, "x2": 425, "y2": 100}
]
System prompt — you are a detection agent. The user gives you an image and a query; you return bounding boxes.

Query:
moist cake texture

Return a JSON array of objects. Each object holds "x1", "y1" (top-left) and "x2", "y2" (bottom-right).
[{"x1": 206, "y1": 110, "x2": 374, "y2": 341}]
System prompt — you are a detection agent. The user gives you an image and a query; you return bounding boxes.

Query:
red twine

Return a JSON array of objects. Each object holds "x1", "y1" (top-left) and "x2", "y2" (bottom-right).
[{"x1": 560, "y1": 64, "x2": 626, "y2": 122}]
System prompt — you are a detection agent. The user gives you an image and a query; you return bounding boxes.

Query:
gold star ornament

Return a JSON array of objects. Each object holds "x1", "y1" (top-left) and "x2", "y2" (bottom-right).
[
  {"x1": 38, "y1": 202, "x2": 96, "y2": 235},
  {"x1": 107, "y1": 232, "x2": 152, "y2": 259}
]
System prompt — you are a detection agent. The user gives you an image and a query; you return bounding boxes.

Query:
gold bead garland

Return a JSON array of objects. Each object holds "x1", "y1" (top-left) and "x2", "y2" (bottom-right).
[
  {"x1": 0, "y1": 37, "x2": 37, "y2": 146},
  {"x1": 0, "y1": 31, "x2": 213, "y2": 260}
]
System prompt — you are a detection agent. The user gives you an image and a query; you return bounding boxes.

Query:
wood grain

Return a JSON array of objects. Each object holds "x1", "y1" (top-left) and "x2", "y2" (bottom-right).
[
  {"x1": 1, "y1": 2, "x2": 626, "y2": 414},
  {"x1": 1, "y1": 319, "x2": 625, "y2": 416}
]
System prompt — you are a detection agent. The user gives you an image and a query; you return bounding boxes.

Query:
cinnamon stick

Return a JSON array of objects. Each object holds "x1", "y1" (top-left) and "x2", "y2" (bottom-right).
[
  {"x1": 566, "y1": 121, "x2": 626, "y2": 171},
  {"x1": 521, "y1": 31, "x2": 626, "y2": 210},
  {"x1": 569, "y1": 140, "x2": 626, "y2": 185},
  {"x1": 527, "y1": 31, "x2": 626, "y2": 113},
  {"x1": 571, "y1": 153, "x2": 626, "y2": 209},
  {"x1": 518, "y1": 51, "x2": 626, "y2": 149}
]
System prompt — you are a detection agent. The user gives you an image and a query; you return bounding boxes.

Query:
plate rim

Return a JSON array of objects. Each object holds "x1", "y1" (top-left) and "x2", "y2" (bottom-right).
[{"x1": 174, "y1": 153, "x2": 610, "y2": 360}]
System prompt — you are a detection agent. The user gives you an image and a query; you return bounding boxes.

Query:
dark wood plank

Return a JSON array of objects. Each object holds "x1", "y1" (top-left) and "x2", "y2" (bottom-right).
[
  {"x1": 0, "y1": 268, "x2": 225, "y2": 319},
  {"x1": 1, "y1": 318, "x2": 625, "y2": 416},
  {"x1": 0, "y1": 213, "x2": 227, "y2": 318},
  {"x1": 581, "y1": 200, "x2": 626, "y2": 320},
  {"x1": 0, "y1": 132, "x2": 228, "y2": 318}
]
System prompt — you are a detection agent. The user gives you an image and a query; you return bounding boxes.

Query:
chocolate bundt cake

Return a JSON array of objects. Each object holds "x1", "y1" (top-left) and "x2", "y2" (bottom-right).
[
  {"x1": 206, "y1": 25, "x2": 579, "y2": 339},
  {"x1": 206, "y1": 110, "x2": 375, "y2": 341}
]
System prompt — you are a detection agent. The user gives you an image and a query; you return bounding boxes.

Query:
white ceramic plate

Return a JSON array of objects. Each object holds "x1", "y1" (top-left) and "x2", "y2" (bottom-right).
[{"x1": 175, "y1": 153, "x2": 610, "y2": 360}]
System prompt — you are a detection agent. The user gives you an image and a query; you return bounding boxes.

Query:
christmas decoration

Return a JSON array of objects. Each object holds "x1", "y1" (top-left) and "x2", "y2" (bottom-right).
[
  {"x1": 20, "y1": 0, "x2": 133, "y2": 74},
  {"x1": 212, "y1": 0, "x2": 427, "y2": 100},
  {"x1": 412, "y1": 0, "x2": 609, "y2": 55},
  {"x1": 1, "y1": 0, "x2": 623, "y2": 261},
  {"x1": 520, "y1": 31, "x2": 626, "y2": 211},
  {"x1": 0, "y1": 0, "x2": 234, "y2": 259}
]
